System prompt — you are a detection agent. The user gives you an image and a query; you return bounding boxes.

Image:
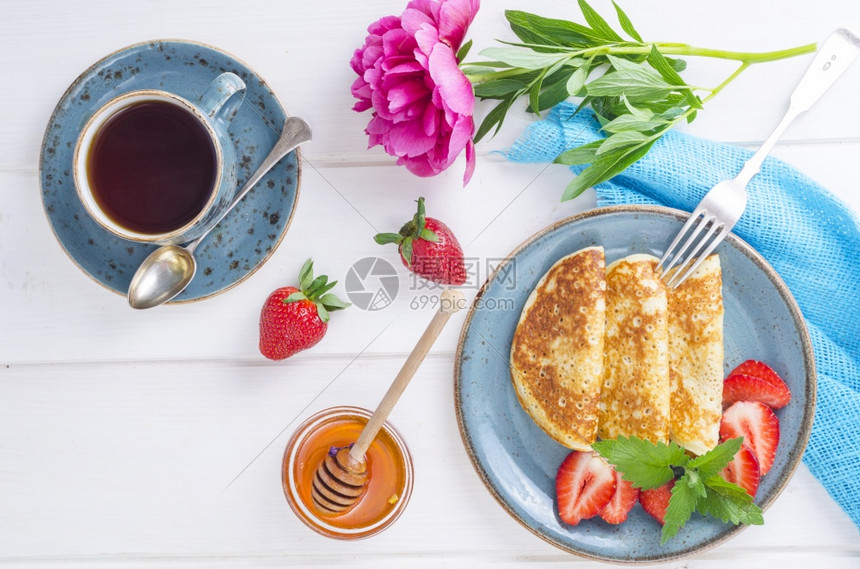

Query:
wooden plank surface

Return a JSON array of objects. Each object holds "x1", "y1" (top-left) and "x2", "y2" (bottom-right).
[{"x1": 1, "y1": 0, "x2": 858, "y2": 566}]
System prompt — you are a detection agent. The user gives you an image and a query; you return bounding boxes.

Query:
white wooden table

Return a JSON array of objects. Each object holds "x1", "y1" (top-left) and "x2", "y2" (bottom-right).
[{"x1": 2, "y1": 1, "x2": 859, "y2": 567}]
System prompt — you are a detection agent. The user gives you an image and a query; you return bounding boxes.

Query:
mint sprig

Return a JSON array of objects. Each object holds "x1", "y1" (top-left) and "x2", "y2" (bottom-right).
[{"x1": 592, "y1": 436, "x2": 763, "y2": 543}]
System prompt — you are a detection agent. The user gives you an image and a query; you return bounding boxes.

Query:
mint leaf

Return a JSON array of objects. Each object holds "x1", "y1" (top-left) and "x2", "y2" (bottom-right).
[
  {"x1": 592, "y1": 436, "x2": 688, "y2": 490},
  {"x1": 661, "y1": 473, "x2": 699, "y2": 543},
  {"x1": 698, "y1": 475, "x2": 764, "y2": 526},
  {"x1": 687, "y1": 437, "x2": 743, "y2": 480}
]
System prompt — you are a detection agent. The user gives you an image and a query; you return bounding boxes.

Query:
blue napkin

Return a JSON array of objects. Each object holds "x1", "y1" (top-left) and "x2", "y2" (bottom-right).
[{"x1": 506, "y1": 102, "x2": 860, "y2": 529}]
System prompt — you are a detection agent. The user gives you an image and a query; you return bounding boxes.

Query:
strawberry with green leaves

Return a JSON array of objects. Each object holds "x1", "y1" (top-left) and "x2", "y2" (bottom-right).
[
  {"x1": 374, "y1": 197, "x2": 466, "y2": 286},
  {"x1": 258, "y1": 259, "x2": 350, "y2": 361}
]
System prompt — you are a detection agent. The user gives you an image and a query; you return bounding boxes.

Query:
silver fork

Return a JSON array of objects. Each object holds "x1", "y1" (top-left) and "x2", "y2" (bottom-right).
[{"x1": 659, "y1": 28, "x2": 860, "y2": 289}]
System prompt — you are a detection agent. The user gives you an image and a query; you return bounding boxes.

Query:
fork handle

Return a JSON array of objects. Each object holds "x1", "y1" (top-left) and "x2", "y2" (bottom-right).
[{"x1": 736, "y1": 28, "x2": 860, "y2": 186}]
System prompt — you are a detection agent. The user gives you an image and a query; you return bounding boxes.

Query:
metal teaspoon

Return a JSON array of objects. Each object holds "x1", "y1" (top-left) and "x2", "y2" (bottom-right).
[{"x1": 127, "y1": 116, "x2": 312, "y2": 309}]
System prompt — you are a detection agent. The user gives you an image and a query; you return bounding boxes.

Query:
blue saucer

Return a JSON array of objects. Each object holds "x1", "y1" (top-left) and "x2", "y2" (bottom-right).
[{"x1": 39, "y1": 40, "x2": 300, "y2": 303}]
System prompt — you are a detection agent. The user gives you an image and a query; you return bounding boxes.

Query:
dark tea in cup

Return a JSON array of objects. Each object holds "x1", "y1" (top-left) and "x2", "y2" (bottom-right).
[
  {"x1": 86, "y1": 100, "x2": 217, "y2": 235},
  {"x1": 74, "y1": 73, "x2": 246, "y2": 245}
]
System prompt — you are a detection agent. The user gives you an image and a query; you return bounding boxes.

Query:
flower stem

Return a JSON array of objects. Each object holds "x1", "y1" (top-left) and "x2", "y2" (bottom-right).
[
  {"x1": 606, "y1": 42, "x2": 817, "y2": 63},
  {"x1": 465, "y1": 41, "x2": 815, "y2": 85}
]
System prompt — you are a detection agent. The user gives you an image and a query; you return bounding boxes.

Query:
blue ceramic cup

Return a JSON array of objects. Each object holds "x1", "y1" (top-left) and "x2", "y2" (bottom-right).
[{"x1": 73, "y1": 72, "x2": 246, "y2": 244}]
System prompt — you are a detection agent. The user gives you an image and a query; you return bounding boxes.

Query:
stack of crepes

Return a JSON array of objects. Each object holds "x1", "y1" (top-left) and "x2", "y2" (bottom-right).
[{"x1": 510, "y1": 247, "x2": 724, "y2": 455}]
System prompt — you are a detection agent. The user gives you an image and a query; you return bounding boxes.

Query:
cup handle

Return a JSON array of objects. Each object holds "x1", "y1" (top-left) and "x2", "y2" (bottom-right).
[{"x1": 197, "y1": 72, "x2": 246, "y2": 124}]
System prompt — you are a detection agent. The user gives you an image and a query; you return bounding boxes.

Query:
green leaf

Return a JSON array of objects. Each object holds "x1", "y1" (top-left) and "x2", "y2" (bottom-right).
[
  {"x1": 305, "y1": 275, "x2": 327, "y2": 296},
  {"x1": 529, "y1": 65, "x2": 575, "y2": 111},
  {"x1": 577, "y1": 0, "x2": 624, "y2": 42},
  {"x1": 474, "y1": 97, "x2": 514, "y2": 143},
  {"x1": 592, "y1": 436, "x2": 688, "y2": 490},
  {"x1": 400, "y1": 237, "x2": 414, "y2": 267},
  {"x1": 566, "y1": 65, "x2": 590, "y2": 97},
  {"x1": 283, "y1": 291, "x2": 306, "y2": 303},
  {"x1": 668, "y1": 56, "x2": 687, "y2": 72},
  {"x1": 479, "y1": 47, "x2": 569, "y2": 70},
  {"x1": 612, "y1": 0, "x2": 643, "y2": 42},
  {"x1": 420, "y1": 228, "x2": 439, "y2": 242},
  {"x1": 298, "y1": 259, "x2": 314, "y2": 291},
  {"x1": 596, "y1": 131, "x2": 650, "y2": 155},
  {"x1": 687, "y1": 438, "x2": 743, "y2": 480},
  {"x1": 505, "y1": 10, "x2": 605, "y2": 47},
  {"x1": 661, "y1": 473, "x2": 699, "y2": 543},
  {"x1": 606, "y1": 54, "x2": 644, "y2": 73},
  {"x1": 473, "y1": 78, "x2": 530, "y2": 99},
  {"x1": 698, "y1": 476, "x2": 764, "y2": 526},
  {"x1": 586, "y1": 68, "x2": 673, "y2": 101},
  {"x1": 561, "y1": 137, "x2": 655, "y2": 200},
  {"x1": 312, "y1": 279, "x2": 338, "y2": 298},
  {"x1": 456, "y1": 39, "x2": 473, "y2": 62},
  {"x1": 529, "y1": 69, "x2": 547, "y2": 114},
  {"x1": 601, "y1": 113, "x2": 665, "y2": 134},
  {"x1": 647, "y1": 45, "x2": 702, "y2": 110},
  {"x1": 462, "y1": 65, "x2": 506, "y2": 78},
  {"x1": 554, "y1": 140, "x2": 602, "y2": 166},
  {"x1": 319, "y1": 293, "x2": 351, "y2": 311},
  {"x1": 374, "y1": 232, "x2": 403, "y2": 245},
  {"x1": 315, "y1": 302, "x2": 330, "y2": 323},
  {"x1": 647, "y1": 44, "x2": 686, "y2": 85}
]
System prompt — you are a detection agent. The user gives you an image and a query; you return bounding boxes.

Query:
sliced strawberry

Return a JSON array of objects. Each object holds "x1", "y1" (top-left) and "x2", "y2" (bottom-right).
[
  {"x1": 720, "y1": 401, "x2": 780, "y2": 476},
  {"x1": 729, "y1": 360, "x2": 791, "y2": 401},
  {"x1": 639, "y1": 480, "x2": 675, "y2": 525},
  {"x1": 599, "y1": 469, "x2": 640, "y2": 524},
  {"x1": 556, "y1": 451, "x2": 616, "y2": 526},
  {"x1": 723, "y1": 373, "x2": 791, "y2": 409},
  {"x1": 720, "y1": 443, "x2": 760, "y2": 497}
]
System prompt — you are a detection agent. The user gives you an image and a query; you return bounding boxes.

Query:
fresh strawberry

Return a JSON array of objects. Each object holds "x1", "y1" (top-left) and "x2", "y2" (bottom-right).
[
  {"x1": 720, "y1": 401, "x2": 780, "y2": 476},
  {"x1": 374, "y1": 197, "x2": 466, "y2": 285},
  {"x1": 258, "y1": 259, "x2": 350, "y2": 361},
  {"x1": 723, "y1": 373, "x2": 791, "y2": 409},
  {"x1": 639, "y1": 480, "x2": 675, "y2": 525},
  {"x1": 720, "y1": 443, "x2": 760, "y2": 497},
  {"x1": 728, "y1": 360, "x2": 791, "y2": 400},
  {"x1": 556, "y1": 451, "x2": 617, "y2": 526},
  {"x1": 599, "y1": 469, "x2": 640, "y2": 524}
]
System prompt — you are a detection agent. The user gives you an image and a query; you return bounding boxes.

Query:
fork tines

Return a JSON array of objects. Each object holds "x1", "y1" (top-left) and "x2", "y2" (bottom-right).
[{"x1": 657, "y1": 208, "x2": 730, "y2": 290}]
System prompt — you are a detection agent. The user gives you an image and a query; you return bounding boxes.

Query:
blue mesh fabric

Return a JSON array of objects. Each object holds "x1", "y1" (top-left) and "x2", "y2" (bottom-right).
[{"x1": 506, "y1": 102, "x2": 860, "y2": 529}]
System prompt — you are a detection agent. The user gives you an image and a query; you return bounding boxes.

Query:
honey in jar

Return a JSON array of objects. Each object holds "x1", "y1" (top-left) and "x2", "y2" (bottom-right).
[{"x1": 282, "y1": 406, "x2": 413, "y2": 539}]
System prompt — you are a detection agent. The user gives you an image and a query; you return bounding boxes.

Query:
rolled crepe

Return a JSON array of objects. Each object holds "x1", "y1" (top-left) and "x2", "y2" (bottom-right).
[
  {"x1": 666, "y1": 255, "x2": 724, "y2": 455},
  {"x1": 510, "y1": 246, "x2": 606, "y2": 450},
  {"x1": 598, "y1": 254, "x2": 670, "y2": 444}
]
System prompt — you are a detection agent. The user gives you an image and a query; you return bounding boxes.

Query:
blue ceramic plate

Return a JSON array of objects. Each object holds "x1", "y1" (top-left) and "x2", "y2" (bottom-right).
[
  {"x1": 454, "y1": 205, "x2": 815, "y2": 563},
  {"x1": 39, "y1": 40, "x2": 300, "y2": 303}
]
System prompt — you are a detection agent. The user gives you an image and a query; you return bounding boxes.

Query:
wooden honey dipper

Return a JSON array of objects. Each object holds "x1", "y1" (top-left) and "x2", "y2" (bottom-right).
[{"x1": 311, "y1": 288, "x2": 466, "y2": 515}]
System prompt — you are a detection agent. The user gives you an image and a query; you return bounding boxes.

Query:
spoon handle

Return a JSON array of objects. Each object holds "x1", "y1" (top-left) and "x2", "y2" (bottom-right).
[
  {"x1": 350, "y1": 288, "x2": 466, "y2": 460},
  {"x1": 187, "y1": 116, "x2": 312, "y2": 254}
]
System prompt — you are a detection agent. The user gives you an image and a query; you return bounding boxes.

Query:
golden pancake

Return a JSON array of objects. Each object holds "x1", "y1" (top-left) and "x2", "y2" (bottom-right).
[
  {"x1": 598, "y1": 254, "x2": 670, "y2": 443},
  {"x1": 510, "y1": 246, "x2": 606, "y2": 451},
  {"x1": 666, "y1": 255, "x2": 724, "y2": 455}
]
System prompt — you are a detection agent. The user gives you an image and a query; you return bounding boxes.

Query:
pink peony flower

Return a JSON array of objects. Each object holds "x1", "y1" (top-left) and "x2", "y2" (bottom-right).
[{"x1": 350, "y1": 0, "x2": 479, "y2": 185}]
